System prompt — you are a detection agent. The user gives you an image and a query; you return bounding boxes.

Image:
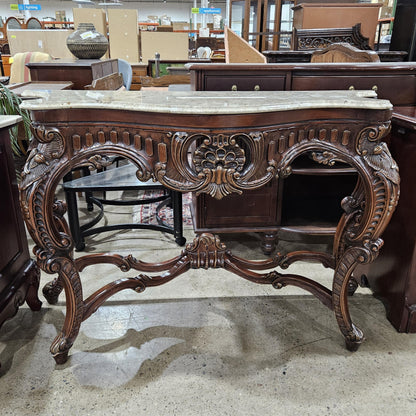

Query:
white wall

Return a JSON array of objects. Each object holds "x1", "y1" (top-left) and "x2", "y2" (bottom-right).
[{"x1": 0, "y1": 1, "x2": 227, "y2": 25}]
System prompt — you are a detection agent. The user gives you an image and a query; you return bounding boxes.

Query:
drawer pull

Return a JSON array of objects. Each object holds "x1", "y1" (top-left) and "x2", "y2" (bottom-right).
[
  {"x1": 348, "y1": 85, "x2": 355, "y2": 90},
  {"x1": 372, "y1": 85, "x2": 378, "y2": 92},
  {"x1": 231, "y1": 85, "x2": 238, "y2": 91},
  {"x1": 254, "y1": 85, "x2": 260, "y2": 91}
]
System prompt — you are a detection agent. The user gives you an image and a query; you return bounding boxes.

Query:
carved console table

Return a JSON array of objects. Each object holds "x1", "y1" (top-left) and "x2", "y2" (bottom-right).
[{"x1": 19, "y1": 90, "x2": 399, "y2": 364}]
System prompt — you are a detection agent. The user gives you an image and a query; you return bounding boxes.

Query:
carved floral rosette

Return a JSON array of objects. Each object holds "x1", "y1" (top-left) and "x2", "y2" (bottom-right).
[{"x1": 155, "y1": 131, "x2": 278, "y2": 200}]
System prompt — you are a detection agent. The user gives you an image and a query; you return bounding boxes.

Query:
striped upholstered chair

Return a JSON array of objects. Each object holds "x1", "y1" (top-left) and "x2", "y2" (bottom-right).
[{"x1": 9, "y1": 51, "x2": 52, "y2": 84}]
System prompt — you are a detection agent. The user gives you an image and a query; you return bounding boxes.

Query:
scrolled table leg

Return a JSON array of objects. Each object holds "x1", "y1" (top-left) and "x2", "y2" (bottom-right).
[
  {"x1": 48, "y1": 257, "x2": 84, "y2": 364},
  {"x1": 332, "y1": 247, "x2": 366, "y2": 351}
]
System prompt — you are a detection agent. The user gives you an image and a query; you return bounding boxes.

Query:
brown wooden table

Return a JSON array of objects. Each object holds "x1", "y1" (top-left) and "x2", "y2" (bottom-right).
[
  {"x1": 8, "y1": 81, "x2": 74, "y2": 97},
  {"x1": 19, "y1": 90, "x2": 398, "y2": 363}
]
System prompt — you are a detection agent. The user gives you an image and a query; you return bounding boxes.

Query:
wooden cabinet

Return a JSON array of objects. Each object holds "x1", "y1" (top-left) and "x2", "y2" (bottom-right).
[
  {"x1": 389, "y1": 0, "x2": 416, "y2": 62},
  {"x1": 27, "y1": 59, "x2": 119, "y2": 90},
  {"x1": 0, "y1": 116, "x2": 41, "y2": 330},
  {"x1": 292, "y1": 2, "x2": 381, "y2": 49}
]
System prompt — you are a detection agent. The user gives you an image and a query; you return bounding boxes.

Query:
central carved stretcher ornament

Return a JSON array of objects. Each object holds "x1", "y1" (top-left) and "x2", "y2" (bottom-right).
[{"x1": 18, "y1": 90, "x2": 399, "y2": 364}]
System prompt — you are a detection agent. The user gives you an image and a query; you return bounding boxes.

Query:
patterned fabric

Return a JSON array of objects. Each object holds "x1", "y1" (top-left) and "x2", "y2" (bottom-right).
[
  {"x1": 9, "y1": 52, "x2": 52, "y2": 84},
  {"x1": 132, "y1": 191, "x2": 193, "y2": 228}
]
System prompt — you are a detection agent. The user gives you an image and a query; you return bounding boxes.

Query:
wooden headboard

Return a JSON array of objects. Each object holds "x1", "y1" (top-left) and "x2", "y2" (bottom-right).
[{"x1": 293, "y1": 23, "x2": 372, "y2": 51}]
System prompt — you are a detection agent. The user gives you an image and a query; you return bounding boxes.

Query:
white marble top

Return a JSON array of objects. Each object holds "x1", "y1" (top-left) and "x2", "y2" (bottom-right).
[
  {"x1": 20, "y1": 90, "x2": 392, "y2": 114},
  {"x1": 0, "y1": 115, "x2": 22, "y2": 129}
]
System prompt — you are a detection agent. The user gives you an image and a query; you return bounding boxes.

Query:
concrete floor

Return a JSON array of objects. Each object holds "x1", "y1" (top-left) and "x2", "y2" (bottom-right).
[{"x1": 1, "y1": 197, "x2": 416, "y2": 415}]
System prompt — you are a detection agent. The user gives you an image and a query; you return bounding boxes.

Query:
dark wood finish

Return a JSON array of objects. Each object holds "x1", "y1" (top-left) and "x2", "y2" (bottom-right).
[
  {"x1": 389, "y1": 0, "x2": 416, "y2": 62},
  {"x1": 310, "y1": 42, "x2": 380, "y2": 63},
  {"x1": 20, "y1": 91, "x2": 397, "y2": 362},
  {"x1": 264, "y1": 50, "x2": 408, "y2": 63},
  {"x1": 357, "y1": 107, "x2": 416, "y2": 332},
  {"x1": 26, "y1": 59, "x2": 118, "y2": 90},
  {"x1": 0, "y1": 119, "x2": 41, "y2": 332},
  {"x1": 292, "y1": 2, "x2": 381, "y2": 49},
  {"x1": 190, "y1": 62, "x2": 416, "y2": 105},
  {"x1": 293, "y1": 24, "x2": 371, "y2": 51}
]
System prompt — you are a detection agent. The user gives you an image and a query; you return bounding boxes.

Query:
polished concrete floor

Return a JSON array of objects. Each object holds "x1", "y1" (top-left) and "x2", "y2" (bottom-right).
[{"x1": 1, "y1": 196, "x2": 416, "y2": 415}]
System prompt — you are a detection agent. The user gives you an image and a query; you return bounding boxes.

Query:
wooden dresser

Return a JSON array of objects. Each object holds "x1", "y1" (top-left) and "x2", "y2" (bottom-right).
[
  {"x1": 26, "y1": 59, "x2": 119, "y2": 90},
  {"x1": 0, "y1": 116, "x2": 41, "y2": 330}
]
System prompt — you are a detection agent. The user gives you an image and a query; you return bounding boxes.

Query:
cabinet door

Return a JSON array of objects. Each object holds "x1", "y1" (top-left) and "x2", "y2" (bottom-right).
[
  {"x1": 194, "y1": 179, "x2": 279, "y2": 232},
  {"x1": 0, "y1": 129, "x2": 29, "y2": 291}
]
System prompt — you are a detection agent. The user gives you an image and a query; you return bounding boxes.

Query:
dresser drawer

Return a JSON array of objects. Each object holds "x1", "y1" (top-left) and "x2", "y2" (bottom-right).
[
  {"x1": 204, "y1": 75, "x2": 286, "y2": 91},
  {"x1": 292, "y1": 75, "x2": 416, "y2": 106}
]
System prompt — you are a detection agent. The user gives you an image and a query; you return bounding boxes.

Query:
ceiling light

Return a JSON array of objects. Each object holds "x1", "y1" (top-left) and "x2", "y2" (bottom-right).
[
  {"x1": 98, "y1": 1, "x2": 123, "y2": 5},
  {"x1": 72, "y1": 0, "x2": 95, "y2": 4}
]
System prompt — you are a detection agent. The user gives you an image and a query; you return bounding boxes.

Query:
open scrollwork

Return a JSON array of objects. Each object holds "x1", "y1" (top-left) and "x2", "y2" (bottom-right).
[
  {"x1": 20, "y1": 126, "x2": 65, "y2": 188},
  {"x1": 155, "y1": 131, "x2": 277, "y2": 199}
]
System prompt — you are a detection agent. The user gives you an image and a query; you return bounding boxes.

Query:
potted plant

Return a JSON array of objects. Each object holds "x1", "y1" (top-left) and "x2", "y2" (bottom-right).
[{"x1": 0, "y1": 84, "x2": 32, "y2": 180}]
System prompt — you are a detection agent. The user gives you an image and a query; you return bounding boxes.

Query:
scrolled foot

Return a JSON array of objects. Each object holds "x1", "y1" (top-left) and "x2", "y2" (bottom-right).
[
  {"x1": 51, "y1": 334, "x2": 72, "y2": 365},
  {"x1": 344, "y1": 324, "x2": 364, "y2": 352},
  {"x1": 53, "y1": 350, "x2": 69, "y2": 365}
]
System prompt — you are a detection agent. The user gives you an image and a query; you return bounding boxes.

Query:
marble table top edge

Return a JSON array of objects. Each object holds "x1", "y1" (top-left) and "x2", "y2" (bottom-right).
[{"x1": 20, "y1": 90, "x2": 393, "y2": 114}]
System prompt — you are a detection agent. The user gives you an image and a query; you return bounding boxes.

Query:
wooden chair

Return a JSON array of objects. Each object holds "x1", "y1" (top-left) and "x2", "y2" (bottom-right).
[
  {"x1": 9, "y1": 51, "x2": 52, "y2": 84},
  {"x1": 311, "y1": 43, "x2": 380, "y2": 63}
]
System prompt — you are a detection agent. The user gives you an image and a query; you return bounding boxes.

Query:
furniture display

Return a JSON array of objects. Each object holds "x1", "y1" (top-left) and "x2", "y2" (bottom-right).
[
  {"x1": 189, "y1": 62, "x2": 416, "y2": 252},
  {"x1": 62, "y1": 163, "x2": 186, "y2": 251},
  {"x1": 0, "y1": 115, "x2": 41, "y2": 330},
  {"x1": 292, "y1": 2, "x2": 382, "y2": 49},
  {"x1": 263, "y1": 49, "x2": 408, "y2": 63},
  {"x1": 26, "y1": 59, "x2": 118, "y2": 90},
  {"x1": 357, "y1": 106, "x2": 416, "y2": 333},
  {"x1": 20, "y1": 89, "x2": 397, "y2": 363},
  {"x1": 264, "y1": 24, "x2": 408, "y2": 63}
]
